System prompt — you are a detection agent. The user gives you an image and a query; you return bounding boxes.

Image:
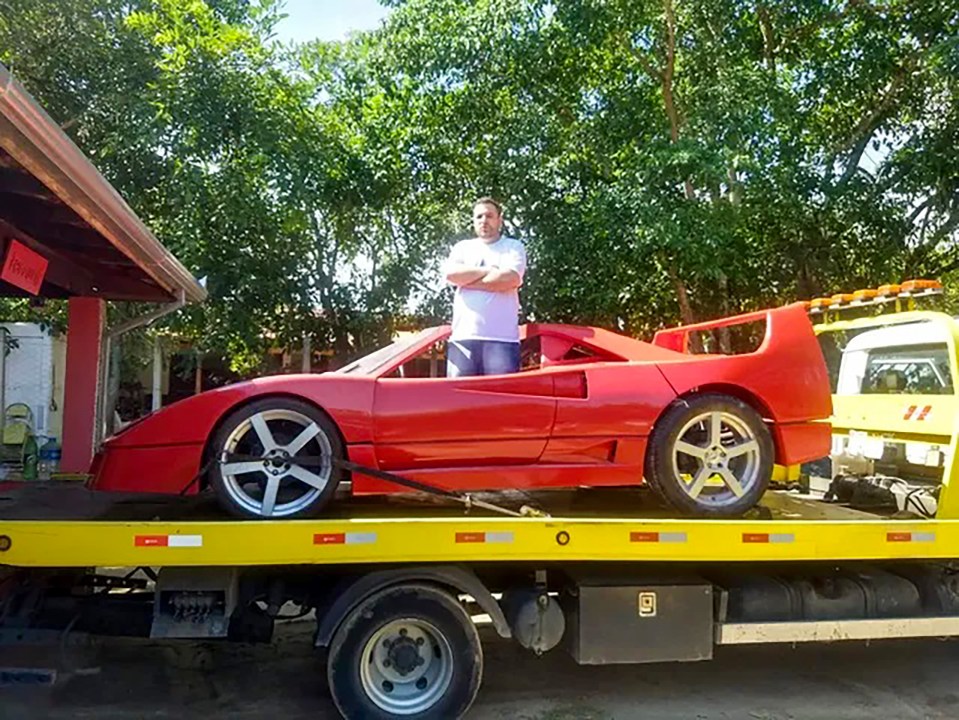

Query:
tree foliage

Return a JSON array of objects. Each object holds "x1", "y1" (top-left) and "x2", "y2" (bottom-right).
[{"x1": 1, "y1": 0, "x2": 957, "y2": 370}]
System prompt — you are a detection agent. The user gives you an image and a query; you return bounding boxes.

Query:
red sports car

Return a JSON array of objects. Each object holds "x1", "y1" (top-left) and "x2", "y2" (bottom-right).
[{"x1": 90, "y1": 302, "x2": 831, "y2": 519}]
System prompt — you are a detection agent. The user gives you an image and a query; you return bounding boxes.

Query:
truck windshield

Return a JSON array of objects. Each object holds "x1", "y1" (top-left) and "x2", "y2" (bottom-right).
[
  {"x1": 820, "y1": 320, "x2": 956, "y2": 396},
  {"x1": 861, "y1": 344, "x2": 954, "y2": 395}
]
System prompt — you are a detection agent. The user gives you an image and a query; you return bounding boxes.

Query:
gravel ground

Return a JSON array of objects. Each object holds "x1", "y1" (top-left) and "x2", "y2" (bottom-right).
[{"x1": 4, "y1": 623, "x2": 959, "y2": 719}]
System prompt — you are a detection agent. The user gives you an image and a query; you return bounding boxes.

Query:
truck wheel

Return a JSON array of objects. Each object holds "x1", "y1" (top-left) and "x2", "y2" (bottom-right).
[
  {"x1": 646, "y1": 393, "x2": 773, "y2": 517},
  {"x1": 327, "y1": 584, "x2": 483, "y2": 720}
]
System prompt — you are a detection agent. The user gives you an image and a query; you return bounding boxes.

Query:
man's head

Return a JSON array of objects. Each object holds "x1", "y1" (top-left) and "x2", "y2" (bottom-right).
[{"x1": 472, "y1": 197, "x2": 503, "y2": 242}]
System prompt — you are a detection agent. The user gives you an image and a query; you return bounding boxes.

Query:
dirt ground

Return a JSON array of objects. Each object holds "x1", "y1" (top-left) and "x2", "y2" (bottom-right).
[{"x1": 4, "y1": 622, "x2": 959, "y2": 720}]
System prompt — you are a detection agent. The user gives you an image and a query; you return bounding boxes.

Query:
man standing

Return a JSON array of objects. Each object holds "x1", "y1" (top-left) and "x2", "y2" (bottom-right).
[{"x1": 443, "y1": 197, "x2": 527, "y2": 376}]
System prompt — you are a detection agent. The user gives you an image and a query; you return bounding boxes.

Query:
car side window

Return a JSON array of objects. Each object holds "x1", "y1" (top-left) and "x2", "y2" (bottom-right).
[{"x1": 384, "y1": 340, "x2": 448, "y2": 378}]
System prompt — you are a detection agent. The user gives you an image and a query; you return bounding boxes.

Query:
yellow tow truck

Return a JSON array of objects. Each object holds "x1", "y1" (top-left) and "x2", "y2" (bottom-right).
[
  {"x1": 805, "y1": 279, "x2": 958, "y2": 517},
  {"x1": 5, "y1": 280, "x2": 959, "y2": 720}
]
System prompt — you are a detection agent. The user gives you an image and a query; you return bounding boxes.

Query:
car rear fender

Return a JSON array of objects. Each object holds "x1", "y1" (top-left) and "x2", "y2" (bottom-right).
[
  {"x1": 653, "y1": 302, "x2": 832, "y2": 425},
  {"x1": 660, "y1": 384, "x2": 786, "y2": 462}
]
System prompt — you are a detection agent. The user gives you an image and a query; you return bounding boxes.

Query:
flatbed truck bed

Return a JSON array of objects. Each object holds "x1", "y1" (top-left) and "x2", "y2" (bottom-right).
[
  {"x1": 5, "y1": 481, "x2": 959, "y2": 719},
  {"x1": 0, "y1": 482, "x2": 942, "y2": 567}
]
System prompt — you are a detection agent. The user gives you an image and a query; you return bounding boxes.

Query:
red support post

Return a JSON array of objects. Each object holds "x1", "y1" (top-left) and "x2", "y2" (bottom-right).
[{"x1": 61, "y1": 297, "x2": 104, "y2": 473}]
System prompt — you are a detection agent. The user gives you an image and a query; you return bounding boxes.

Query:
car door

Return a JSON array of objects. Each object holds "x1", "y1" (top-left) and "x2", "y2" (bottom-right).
[
  {"x1": 540, "y1": 364, "x2": 678, "y2": 485},
  {"x1": 373, "y1": 372, "x2": 557, "y2": 470}
]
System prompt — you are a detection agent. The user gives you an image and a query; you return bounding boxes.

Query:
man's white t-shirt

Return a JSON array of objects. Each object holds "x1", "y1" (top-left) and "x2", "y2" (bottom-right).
[{"x1": 445, "y1": 235, "x2": 527, "y2": 343}]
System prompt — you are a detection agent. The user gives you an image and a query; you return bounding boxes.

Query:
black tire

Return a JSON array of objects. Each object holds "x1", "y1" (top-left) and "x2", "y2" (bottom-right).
[
  {"x1": 327, "y1": 584, "x2": 483, "y2": 720},
  {"x1": 645, "y1": 393, "x2": 774, "y2": 517},
  {"x1": 209, "y1": 397, "x2": 344, "y2": 519}
]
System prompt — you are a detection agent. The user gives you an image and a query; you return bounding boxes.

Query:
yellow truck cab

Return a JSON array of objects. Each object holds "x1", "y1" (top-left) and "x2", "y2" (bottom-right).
[{"x1": 807, "y1": 280, "x2": 958, "y2": 517}]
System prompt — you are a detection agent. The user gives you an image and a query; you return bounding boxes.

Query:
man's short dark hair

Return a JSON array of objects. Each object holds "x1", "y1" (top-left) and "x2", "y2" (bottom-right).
[{"x1": 473, "y1": 196, "x2": 502, "y2": 215}]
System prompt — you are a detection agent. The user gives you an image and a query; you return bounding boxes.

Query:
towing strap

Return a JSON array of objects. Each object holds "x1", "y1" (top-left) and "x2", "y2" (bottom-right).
[{"x1": 183, "y1": 453, "x2": 548, "y2": 518}]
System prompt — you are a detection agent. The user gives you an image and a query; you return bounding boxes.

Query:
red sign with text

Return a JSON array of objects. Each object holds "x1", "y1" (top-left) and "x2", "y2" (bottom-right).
[{"x1": 1, "y1": 239, "x2": 48, "y2": 295}]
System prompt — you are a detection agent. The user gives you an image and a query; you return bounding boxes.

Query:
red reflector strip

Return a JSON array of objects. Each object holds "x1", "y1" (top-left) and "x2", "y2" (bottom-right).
[
  {"x1": 887, "y1": 531, "x2": 935, "y2": 543},
  {"x1": 630, "y1": 531, "x2": 687, "y2": 543},
  {"x1": 455, "y1": 531, "x2": 514, "y2": 544},
  {"x1": 917, "y1": 405, "x2": 932, "y2": 421},
  {"x1": 904, "y1": 405, "x2": 918, "y2": 420},
  {"x1": 135, "y1": 535, "x2": 168, "y2": 547},
  {"x1": 456, "y1": 532, "x2": 486, "y2": 544},
  {"x1": 134, "y1": 534, "x2": 202, "y2": 548},
  {"x1": 743, "y1": 533, "x2": 794, "y2": 544}
]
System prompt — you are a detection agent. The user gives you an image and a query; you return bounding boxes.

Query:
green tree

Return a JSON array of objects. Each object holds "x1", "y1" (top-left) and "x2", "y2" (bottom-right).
[{"x1": 2, "y1": 0, "x2": 957, "y2": 378}]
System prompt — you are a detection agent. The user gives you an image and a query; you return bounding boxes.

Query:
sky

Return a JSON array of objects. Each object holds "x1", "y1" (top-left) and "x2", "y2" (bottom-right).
[{"x1": 273, "y1": 0, "x2": 391, "y2": 44}]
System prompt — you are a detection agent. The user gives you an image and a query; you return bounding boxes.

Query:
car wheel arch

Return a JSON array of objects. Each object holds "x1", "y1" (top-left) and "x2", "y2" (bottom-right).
[
  {"x1": 655, "y1": 384, "x2": 782, "y2": 462},
  {"x1": 199, "y1": 392, "x2": 347, "y2": 489}
]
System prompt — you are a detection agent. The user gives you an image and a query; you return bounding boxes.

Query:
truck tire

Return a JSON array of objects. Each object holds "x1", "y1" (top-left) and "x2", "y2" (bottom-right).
[
  {"x1": 327, "y1": 583, "x2": 483, "y2": 720},
  {"x1": 646, "y1": 393, "x2": 774, "y2": 517}
]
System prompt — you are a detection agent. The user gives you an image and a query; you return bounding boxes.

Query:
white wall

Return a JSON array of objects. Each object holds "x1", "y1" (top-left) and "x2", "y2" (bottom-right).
[{"x1": 0, "y1": 322, "x2": 66, "y2": 443}]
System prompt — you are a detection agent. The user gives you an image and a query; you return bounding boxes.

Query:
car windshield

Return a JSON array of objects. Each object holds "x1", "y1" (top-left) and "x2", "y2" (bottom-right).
[{"x1": 335, "y1": 328, "x2": 438, "y2": 376}]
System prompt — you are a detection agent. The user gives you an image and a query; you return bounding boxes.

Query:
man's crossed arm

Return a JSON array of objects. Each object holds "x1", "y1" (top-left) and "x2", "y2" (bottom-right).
[{"x1": 445, "y1": 263, "x2": 521, "y2": 292}]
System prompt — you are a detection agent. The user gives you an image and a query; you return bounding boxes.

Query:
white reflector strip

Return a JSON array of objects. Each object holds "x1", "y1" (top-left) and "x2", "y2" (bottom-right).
[
  {"x1": 167, "y1": 535, "x2": 203, "y2": 548},
  {"x1": 485, "y1": 532, "x2": 514, "y2": 544},
  {"x1": 770, "y1": 533, "x2": 795, "y2": 544},
  {"x1": 345, "y1": 532, "x2": 377, "y2": 545},
  {"x1": 660, "y1": 532, "x2": 688, "y2": 543}
]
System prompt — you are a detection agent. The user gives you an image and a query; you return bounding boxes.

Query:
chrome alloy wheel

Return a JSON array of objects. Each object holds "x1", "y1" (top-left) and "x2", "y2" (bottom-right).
[
  {"x1": 218, "y1": 408, "x2": 333, "y2": 517},
  {"x1": 671, "y1": 410, "x2": 763, "y2": 509}
]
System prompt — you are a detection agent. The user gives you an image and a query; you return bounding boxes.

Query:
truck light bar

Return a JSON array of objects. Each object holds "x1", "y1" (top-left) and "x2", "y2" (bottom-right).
[{"x1": 808, "y1": 279, "x2": 943, "y2": 316}]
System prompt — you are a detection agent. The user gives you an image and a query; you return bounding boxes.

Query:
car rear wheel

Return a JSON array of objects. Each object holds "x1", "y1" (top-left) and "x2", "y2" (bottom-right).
[
  {"x1": 645, "y1": 393, "x2": 773, "y2": 517},
  {"x1": 209, "y1": 397, "x2": 344, "y2": 519}
]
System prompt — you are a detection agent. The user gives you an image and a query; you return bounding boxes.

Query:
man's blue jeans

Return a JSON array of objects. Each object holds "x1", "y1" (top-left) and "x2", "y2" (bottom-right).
[{"x1": 447, "y1": 339, "x2": 521, "y2": 377}]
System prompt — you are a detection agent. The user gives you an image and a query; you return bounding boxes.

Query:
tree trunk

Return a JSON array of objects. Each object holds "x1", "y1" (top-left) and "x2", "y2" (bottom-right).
[
  {"x1": 666, "y1": 262, "x2": 702, "y2": 353},
  {"x1": 717, "y1": 273, "x2": 732, "y2": 353},
  {"x1": 672, "y1": 270, "x2": 696, "y2": 326},
  {"x1": 104, "y1": 340, "x2": 122, "y2": 434},
  {"x1": 194, "y1": 351, "x2": 203, "y2": 395},
  {"x1": 716, "y1": 165, "x2": 742, "y2": 353},
  {"x1": 797, "y1": 264, "x2": 819, "y2": 300},
  {"x1": 757, "y1": 4, "x2": 776, "y2": 72},
  {"x1": 662, "y1": 0, "x2": 695, "y2": 201}
]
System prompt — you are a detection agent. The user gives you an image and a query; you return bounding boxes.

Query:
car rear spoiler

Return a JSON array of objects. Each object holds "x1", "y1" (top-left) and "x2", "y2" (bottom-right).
[{"x1": 651, "y1": 303, "x2": 809, "y2": 355}]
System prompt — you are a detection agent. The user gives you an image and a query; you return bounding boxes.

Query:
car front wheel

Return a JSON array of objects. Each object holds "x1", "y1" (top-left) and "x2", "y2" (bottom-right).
[{"x1": 209, "y1": 397, "x2": 344, "y2": 519}]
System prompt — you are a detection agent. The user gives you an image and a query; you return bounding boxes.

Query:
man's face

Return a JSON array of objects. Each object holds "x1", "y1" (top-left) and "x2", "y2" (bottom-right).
[{"x1": 473, "y1": 202, "x2": 502, "y2": 242}]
